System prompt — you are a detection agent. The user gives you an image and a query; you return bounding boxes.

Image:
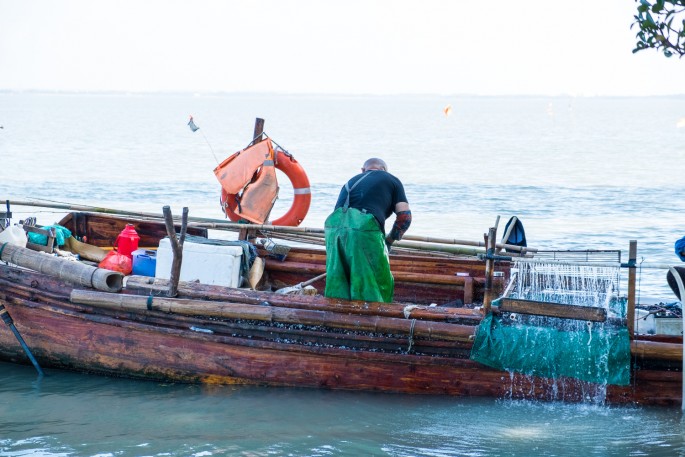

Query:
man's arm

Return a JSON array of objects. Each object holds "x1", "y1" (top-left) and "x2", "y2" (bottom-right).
[
  {"x1": 386, "y1": 202, "x2": 412, "y2": 249},
  {"x1": 395, "y1": 202, "x2": 410, "y2": 213}
]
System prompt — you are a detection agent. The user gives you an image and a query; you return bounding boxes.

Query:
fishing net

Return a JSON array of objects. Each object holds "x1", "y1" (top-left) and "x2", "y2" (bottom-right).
[
  {"x1": 27, "y1": 224, "x2": 72, "y2": 247},
  {"x1": 471, "y1": 312, "x2": 631, "y2": 385},
  {"x1": 470, "y1": 261, "x2": 631, "y2": 386}
]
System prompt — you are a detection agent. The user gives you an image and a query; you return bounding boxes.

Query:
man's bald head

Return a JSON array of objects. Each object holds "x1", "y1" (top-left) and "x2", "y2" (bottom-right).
[{"x1": 362, "y1": 158, "x2": 387, "y2": 172}]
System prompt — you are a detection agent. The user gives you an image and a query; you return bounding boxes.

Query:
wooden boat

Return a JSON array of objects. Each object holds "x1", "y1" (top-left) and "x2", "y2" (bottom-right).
[{"x1": 0, "y1": 207, "x2": 682, "y2": 406}]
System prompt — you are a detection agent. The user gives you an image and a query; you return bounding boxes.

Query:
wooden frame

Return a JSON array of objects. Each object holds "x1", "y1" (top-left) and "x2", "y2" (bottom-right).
[{"x1": 23, "y1": 225, "x2": 56, "y2": 253}]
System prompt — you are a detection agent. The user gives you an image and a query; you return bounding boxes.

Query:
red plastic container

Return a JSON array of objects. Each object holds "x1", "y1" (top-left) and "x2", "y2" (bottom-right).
[
  {"x1": 115, "y1": 224, "x2": 140, "y2": 258},
  {"x1": 98, "y1": 250, "x2": 132, "y2": 275}
]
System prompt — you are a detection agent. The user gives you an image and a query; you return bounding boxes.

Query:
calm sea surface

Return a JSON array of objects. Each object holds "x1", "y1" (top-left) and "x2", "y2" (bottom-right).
[{"x1": 1, "y1": 93, "x2": 685, "y2": 456}]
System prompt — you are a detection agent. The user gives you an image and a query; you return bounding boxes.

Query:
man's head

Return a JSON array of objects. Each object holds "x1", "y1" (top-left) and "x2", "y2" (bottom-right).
[{"x1": 362, "y1": 158, "x2": 387, "y2": 172}]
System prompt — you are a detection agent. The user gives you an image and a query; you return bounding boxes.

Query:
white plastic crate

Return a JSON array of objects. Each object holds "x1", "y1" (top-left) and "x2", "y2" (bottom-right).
[{"x1": 654, "y1": 317, "x2": 683, "y2": 336}]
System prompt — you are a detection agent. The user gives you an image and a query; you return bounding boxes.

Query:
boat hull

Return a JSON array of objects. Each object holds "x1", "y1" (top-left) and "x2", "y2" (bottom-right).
[
  {"x1": 0, "y1": 211, "x2": 681, "y2": 406},
  {"x1": 0, "y1": 264, "x2": 681, "y2": 406}
]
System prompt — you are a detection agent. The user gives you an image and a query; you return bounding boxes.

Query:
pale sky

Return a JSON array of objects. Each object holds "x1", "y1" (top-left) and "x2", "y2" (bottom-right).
[{"x1": 1, "y1": 0, "x2": 683, "y2": 96}]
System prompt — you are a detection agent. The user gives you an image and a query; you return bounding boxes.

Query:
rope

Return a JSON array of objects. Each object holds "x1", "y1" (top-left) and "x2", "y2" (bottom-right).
[
  {"x1": 403, "y1": 304, "x2": 419, "y2": 319},
  {"x1": 586, "y1": 321, "x2": 593, "y2": 346},
  {"x1": 200, "y1": 130, "x2": 219, "y2": 164},
  {"x1": 407, "y1": 319, "x2": 417, "y2": 354},
  {"x1": 246, "y1": 131, "x2": 290, "y2": 157}
]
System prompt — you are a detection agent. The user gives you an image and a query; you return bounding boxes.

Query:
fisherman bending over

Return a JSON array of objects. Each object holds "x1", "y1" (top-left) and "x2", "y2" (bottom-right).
[{"x1": 324, "y1": 158, "x2": 411, "y2": 303}]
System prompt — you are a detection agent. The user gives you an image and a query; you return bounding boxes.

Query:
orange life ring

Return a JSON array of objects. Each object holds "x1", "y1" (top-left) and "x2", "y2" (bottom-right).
[{"x1": 220, "y1": 150, "x2": 311, "y2": 226}]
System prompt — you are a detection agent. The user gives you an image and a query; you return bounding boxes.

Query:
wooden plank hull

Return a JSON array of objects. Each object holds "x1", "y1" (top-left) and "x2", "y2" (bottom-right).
[{"x1": 0, "y1": 263, "x2": 681, "y2": 406}]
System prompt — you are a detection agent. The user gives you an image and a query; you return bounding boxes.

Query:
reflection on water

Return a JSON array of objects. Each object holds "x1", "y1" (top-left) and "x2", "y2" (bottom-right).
[{"x1": 0, "y1": 362, "x2": 684, "y2": 457}]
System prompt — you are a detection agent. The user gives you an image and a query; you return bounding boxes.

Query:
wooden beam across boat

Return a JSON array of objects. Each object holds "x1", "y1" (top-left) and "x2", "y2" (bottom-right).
[{"x1": 495, "y1": 298, "x2": 608, "y2": 322}]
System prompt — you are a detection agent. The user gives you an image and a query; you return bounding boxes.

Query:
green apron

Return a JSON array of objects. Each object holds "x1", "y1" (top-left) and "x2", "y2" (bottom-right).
[{"x1": 324, "y1": 207, "x2": 394, "y2": 303}]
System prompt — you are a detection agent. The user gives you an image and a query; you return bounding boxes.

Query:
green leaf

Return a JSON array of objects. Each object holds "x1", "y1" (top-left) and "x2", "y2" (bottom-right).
[{"x1": 645, "y1": 11, "x2": 657, "y2": 27}]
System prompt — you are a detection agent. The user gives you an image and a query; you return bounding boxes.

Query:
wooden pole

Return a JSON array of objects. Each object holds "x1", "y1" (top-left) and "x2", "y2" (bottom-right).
[
  {"x1": 482, "y1": 226, "x2": 497, "y2": 314},
  {"x1": 495, "y1": 298, "x2": 608, "y2": 322},
  {"x1": 253, "y1": 118, "x2": 265, "y2": 144},
  {"x1": 237, "y1": 118, "x2": 265, "y2": 241},
  {"x1": 627, "y1": 240, "x2": 637, "y2": 338},
  {"x1": 162, "y1": 206, "x2": 188, "y2": 297}
]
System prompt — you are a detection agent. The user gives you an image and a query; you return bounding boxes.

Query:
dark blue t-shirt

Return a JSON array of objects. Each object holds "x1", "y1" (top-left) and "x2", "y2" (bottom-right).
[{"x1": 334, "y1": 170, "x2": 408, "y2": 234}]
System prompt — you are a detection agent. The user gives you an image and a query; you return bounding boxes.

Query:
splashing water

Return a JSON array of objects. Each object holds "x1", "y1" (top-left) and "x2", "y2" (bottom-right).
[
  {"x1": 472, "y1": 260, "x2": 632, "y2": 402},
  {"x1": 511, "y1": 261, "x2": 625, "y2": 318}
]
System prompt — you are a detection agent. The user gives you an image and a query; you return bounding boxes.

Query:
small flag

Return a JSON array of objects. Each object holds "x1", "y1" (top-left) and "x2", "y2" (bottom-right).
[{"x1": 188, "y1": 115, "x2": 199, "y2": 132}]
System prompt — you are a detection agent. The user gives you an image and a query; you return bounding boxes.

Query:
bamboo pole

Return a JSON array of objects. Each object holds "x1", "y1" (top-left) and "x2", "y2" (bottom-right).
[
  {"x1": 0, "y1": 276, "x2": 475, "y2": 357},
  {"x1": 627, "y1": 240, "x2": 637, "y2": 338},
  {"x1": 0, "y1": 242, "x2": 123, "y2": 292},
  {"x1": 70, "y1": 289, "x2": 477, "y2": 342},
  {"x1": 191, "y1": 221, "x2": 533, "y2": 254},
  {"x1": 124, "y1": 276, "x2": 485, "y2": 323},
  {"x1": 3, "y1": 199, "x2": 186, "y2": 222},
  {"x1": 1, "y1": 200, "x2": 533, "y2": 253}
]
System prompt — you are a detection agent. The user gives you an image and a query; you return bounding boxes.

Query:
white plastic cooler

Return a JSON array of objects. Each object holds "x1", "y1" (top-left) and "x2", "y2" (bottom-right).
[{"x1": 155, "y1": 236, "x2": 243, "y2": 288}]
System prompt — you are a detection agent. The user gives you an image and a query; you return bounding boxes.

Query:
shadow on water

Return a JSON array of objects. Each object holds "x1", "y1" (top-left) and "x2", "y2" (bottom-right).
[{"x1": 1, "y1": 361, "x2": 684, "y2": 457}]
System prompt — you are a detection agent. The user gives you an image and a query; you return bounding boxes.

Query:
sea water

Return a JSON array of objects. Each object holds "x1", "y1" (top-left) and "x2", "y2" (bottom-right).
[{"x1": 1, "y1": 93, "x2": 685, "y2": 456}]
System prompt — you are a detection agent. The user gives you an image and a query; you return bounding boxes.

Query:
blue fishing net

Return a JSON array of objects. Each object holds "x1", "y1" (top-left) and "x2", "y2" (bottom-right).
[{"x1": 470, "y1": 310, "x2": 631, "y2": 386}]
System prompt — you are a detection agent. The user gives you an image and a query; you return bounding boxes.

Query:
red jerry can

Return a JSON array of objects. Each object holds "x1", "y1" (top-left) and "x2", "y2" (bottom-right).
[{"x1": 115, "y1": 224, "x2": 140, "y2": 258}]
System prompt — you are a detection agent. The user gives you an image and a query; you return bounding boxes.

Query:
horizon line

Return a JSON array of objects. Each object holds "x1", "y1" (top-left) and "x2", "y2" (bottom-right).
[{"x1": 1, "y1": 89, "x2": 683, "y2": 98}]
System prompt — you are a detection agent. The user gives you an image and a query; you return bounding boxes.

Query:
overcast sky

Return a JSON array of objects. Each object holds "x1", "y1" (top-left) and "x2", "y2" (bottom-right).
[{"x1": 1, "y1": 0, "x2": 683, "y2": 96}]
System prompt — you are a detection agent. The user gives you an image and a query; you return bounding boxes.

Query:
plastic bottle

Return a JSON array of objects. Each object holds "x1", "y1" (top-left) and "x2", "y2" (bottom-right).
[
  {"x1": 114, "y1": 224, "x2": 140, "y2": 258},
  {"x1": 0, "y1": 225, "x2": 28, "y2": 247}
]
